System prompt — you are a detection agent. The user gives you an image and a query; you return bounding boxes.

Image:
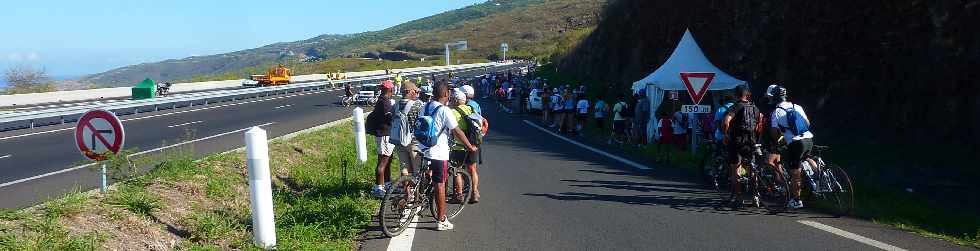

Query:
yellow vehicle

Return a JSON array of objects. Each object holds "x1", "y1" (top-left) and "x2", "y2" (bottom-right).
[{"x1": 250, "y1": 65, "x2": 292, "y2": 86}]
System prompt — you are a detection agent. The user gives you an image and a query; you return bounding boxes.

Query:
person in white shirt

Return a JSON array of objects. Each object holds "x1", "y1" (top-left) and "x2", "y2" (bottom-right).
[
  {"x1": 767, "y1": 85, "x2": 814, "y2": 209},
  {"x1": 423, "y1": 83, "x2": 478, "y2": 231},
  {"x1": 576, "y1": 95, "x2": 590, "y2": 133}
]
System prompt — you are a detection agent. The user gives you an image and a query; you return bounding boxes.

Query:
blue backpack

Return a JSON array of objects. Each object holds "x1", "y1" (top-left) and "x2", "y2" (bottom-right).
[
  {"x1": 778, "y1": 103, "x2": 811, "y2": 136},
  {"x1": 414, "y1": 104, "x2": 444, "y2": 148}
]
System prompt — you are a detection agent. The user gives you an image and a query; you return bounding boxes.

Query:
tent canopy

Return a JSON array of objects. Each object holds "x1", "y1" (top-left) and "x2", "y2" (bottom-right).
[{"x1": 632, "y1": 29, "x2": 745, "y2": 93}]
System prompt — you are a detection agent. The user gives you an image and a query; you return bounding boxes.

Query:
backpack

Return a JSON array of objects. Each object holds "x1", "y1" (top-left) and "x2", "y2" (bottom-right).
[
  {"x1": 618, "y1": 102, "x2": 634, "y2": 118},
  {"x1": 730, "y1": 101, "x2": 761, "y2": 143},
  {"x1": 388, "y1": 100, "x2": 416, "y2": 147},
  {"x1": 364, "y1": 110, "x2": 379, "y2": 136},
  {"x1": 778, "y1": 103, "x2": 811, "y2": 136},
  {"x1": 414, "y1": 104, "x2": 444, "y2": 148},
  {"x1": 454, "y1": 106, "x2": 487, "y2": 146}
]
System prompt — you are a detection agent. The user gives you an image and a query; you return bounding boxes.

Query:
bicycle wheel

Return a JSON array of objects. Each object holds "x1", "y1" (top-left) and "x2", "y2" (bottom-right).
[
  {"x1": 379, "y1": 176, "x2": 420, "y2": 237},
  {"x1": 825, "y1": 164, "x2": 854, "y2": 216},
  {"x1": 758, "y1": 164, "x2": 790, "y2": 210},
  {"x1": 429, "y1": 168, "x2": 471, "y2": 220}
]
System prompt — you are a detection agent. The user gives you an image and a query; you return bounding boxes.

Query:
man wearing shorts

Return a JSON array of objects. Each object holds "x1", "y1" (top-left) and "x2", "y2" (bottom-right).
[
  {"x1": 371, "y1": 83, "x2": 396, "y2": 198},
  {"x1": 423, "y1": 83, "x2": 478, "y2": 231}
]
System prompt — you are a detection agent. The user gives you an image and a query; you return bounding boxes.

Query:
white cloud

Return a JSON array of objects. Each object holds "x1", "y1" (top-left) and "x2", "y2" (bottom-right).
[{"x1": 7, "y1": 53, "x2": 22, "y2": 61}]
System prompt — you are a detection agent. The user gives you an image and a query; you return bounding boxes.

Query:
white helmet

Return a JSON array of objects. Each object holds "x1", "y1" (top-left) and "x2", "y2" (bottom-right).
[{"x1": 460, "y1": 85, "x2": 475, "y2": 98}]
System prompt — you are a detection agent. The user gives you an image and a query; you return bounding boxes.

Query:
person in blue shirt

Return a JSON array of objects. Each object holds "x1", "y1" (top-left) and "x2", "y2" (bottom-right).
[
  {"x1": 461, "y1": 85, "x2": 481, "y2": 115},
  {"x1": 714, "y1": 95, "x2": 735, "y2": 142}
]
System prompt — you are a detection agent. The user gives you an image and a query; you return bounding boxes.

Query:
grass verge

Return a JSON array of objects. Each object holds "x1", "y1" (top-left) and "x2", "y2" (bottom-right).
[{"x1": 0, "y1": 120, "x2": 383, "y2": 250}]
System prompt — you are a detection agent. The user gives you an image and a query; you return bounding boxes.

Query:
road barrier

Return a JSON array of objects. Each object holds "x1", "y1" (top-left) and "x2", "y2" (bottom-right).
[{"x1": 0, "y1": 63, "x2": 505, "y2": 131}]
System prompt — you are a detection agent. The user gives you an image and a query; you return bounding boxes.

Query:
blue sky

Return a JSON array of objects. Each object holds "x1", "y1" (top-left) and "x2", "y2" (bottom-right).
[{"x1": 0, "y1": 0, "x2": 485, "y2": 80}]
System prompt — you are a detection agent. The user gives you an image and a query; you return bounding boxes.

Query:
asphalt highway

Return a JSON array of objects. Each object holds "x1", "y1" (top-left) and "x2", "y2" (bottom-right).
[
  {"x1": 358, "y1": 98, "x2": 970, "y2": 251},
  {"x1": 0, "y1": 64, "x2": 515, "y2": 209}
]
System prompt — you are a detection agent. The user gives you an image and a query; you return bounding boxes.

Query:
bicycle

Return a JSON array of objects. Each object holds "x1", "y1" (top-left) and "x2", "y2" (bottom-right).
[
  {"x1": 340, "y1": 95, "x2": 354, "y2": 107},
  {"x1": 790, "y1": 145, "x2": 854, "y2": 216},
  {"x1": 379, "y1": 150, "x2": 472, "y2": 237},
  {"x1": 727, "y1": 144, "x2": 791, "y2": 210},
  {"x1": 699, "y1": 139, "x2": 728, "y2": 192}
]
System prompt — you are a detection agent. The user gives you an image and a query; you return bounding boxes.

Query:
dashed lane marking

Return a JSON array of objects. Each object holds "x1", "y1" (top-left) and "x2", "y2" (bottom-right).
[
  {"x1": 523, "y1": 120, "x2": 651, "y2": 170},
  {"x1": 798, "y1": 220, "x2": 907, "y2": 251}
]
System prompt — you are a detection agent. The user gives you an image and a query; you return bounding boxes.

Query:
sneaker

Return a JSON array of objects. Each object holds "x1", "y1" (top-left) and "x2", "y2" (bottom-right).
[
  {"x1": 372, "y1": 185, "x2": 386, "y2": 198},
  {"x1": 437, "y1": 220, "x2": 454, "y2": 231},
  {"x1": 788, "y1": 199, "x2": 804, "y2": 209},
  {"x1": 752, "y1": 195, "x2": 761, "y2": 208}
]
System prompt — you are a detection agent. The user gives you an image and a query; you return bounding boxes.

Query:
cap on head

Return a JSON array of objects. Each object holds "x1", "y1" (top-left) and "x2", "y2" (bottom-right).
[
  {"x1": 421, "y1": 85, "x2": 433, "y2": 96},
  {"x1": 461, "y1": 85, "x2": 475, "y2": 98},
  {"x1": 452, "y1": 89, "x2": 466, "y2": 102}
]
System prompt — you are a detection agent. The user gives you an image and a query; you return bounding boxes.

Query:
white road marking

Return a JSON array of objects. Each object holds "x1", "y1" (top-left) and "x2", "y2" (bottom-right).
[
  {"x1": 0, "y1": 127, "x2": 75, "y2": 141},
  {"x1": 386, "y1": 215, "x2": 420, "y2": 251},
  {"x1": 167, "y1": 120, "x2": 204, "y2": 128},
  {"x1": 274, "y1": 104, "x2": 293, "y2": 109},
  {"x1": 0, "y1": 154, "x2": 10, "y2": 160},
  {"x1": 798, "y1": 220, "x2": 907, "y2": 251},
  {"x1": 523, "y1": 120, "x2": 651, "y2": 170},
  {"x1": 0, "y1": 122, "x2": 274, "y2": 189}
]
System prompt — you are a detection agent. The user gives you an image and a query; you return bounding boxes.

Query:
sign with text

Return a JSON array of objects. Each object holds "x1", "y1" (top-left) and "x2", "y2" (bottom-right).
[
  {"x1": 681, "y1": 105, "x2": 712, "y2": 114},
  {"x1": 74, "y1": 110, "x2": 125, "y2": 161},
  {"x1": 679, "y1": 72, "x2": 715, "y2": 105}
]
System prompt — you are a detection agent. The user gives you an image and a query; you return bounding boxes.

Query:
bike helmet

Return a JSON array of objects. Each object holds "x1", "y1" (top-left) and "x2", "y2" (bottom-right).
[{"x1": 767, "y1": 84, "x2": 787, "y2": 98}]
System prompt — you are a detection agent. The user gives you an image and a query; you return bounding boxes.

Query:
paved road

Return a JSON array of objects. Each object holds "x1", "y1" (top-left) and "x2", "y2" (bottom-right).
[
  {"x1": 0, "y1": 64, "x2": 517, "y2": 209},
  {"x1": 359, "y1": 98, "x2": 970, "y2": 251}
]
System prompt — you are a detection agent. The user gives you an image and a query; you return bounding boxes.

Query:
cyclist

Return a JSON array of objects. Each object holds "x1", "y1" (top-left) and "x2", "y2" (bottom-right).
[
  {"x1": 422, "y1": 82, "x2": 478, "y2": 231},
  {"x1": 767, "y1": 85, "x2": 814, "y2": 209},
  {"x1": 721, "y1": 85, "x2": 764, "y2": 208},
  {"x1": 345, "y1": 83, "x2": 355, "y2": 103}
]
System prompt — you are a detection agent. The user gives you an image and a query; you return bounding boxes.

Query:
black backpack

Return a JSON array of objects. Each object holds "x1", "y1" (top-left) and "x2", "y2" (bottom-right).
[
  {"x1": 618, "y1": 102, "x2": 634, "y2": 118},
  {"x1": 730, "y1": 101, "x2": 760, "y2": 143}
]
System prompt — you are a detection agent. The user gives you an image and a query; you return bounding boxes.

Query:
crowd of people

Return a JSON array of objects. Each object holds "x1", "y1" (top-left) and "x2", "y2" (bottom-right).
[
  {"x1": 364, "y1": 72, "x2": 489, "y2": 231},
  {"x1": 362, "y1": 64, "x2": 817, "y2": 233}
]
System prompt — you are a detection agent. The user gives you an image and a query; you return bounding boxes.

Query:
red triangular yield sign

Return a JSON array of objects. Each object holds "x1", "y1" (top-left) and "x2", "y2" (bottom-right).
[{"x1": 679, "y1": 72, "x2": 715, "y2": 105}]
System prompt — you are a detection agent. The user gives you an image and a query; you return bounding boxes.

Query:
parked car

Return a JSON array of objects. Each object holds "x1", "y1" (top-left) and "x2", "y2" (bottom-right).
[
  {"x1": 526, "y1": 88, "x2": 544, "y2": 112},
  {"x1": 357, "y1": 83, "x2": 380, "y2": 105}
]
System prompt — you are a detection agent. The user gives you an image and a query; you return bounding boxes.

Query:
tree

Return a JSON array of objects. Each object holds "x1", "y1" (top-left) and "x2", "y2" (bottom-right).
[
  {"x1": 5, "y1": 65, "x2": 50, "y2": 89},
  {"x1": 3, "y1": 65, "x2": 55, "y2": 93}
]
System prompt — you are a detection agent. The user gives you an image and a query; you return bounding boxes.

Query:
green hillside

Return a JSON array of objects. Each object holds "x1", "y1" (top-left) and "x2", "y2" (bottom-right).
[{"x1": 81, "y1": 0, "x2": 604, "y2": 87}]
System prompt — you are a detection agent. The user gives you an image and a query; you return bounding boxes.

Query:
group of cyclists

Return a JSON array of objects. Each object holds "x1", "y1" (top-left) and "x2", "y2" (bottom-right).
[
  {"x1": 715, "y1": 84, "x2": 815, "y2": 209},
  {"x1": 366, "y1": 72, "x2": 491, "y2": 232}
]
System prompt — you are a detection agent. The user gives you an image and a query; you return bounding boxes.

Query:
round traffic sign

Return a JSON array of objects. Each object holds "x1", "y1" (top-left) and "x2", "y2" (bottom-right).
[{"x1": 74, "y1": 110, "x2": 125, "y2": 161}]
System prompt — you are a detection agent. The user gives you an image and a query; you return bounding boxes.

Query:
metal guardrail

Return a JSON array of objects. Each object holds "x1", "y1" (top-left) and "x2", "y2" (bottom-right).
[{"x1": 0, "y1": 63, "x2": 503, "y2": 131}]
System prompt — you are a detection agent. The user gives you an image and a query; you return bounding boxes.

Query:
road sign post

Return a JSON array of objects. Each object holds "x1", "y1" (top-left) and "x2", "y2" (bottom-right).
[
  {"x1": 679, "y1": 72, "x2": 715, "y2": 105},
  {"x1": 74, "y1": 110, "x2": 125, "y2": 193},
  {"x1": 501, "y1": 43, "x2": 509, "y2": 61}
]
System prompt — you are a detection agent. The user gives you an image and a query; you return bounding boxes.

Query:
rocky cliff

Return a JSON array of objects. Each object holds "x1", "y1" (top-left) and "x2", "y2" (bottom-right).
[{"x1": 560, "y1": 0, "x2": 979, "y2": 150}]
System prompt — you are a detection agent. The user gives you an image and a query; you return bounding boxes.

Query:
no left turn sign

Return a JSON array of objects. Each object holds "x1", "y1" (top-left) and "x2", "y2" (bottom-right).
[{"x1": 75, "y1": 110, "x2": 125, "y2": 161}]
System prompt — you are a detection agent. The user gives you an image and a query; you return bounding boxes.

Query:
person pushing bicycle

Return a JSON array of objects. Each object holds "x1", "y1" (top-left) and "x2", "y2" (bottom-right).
[
  {"x1": 721, "y1": 85, "x2": 764, "y2": 208},
  {"x1": 766, "y1": 85, "x2": 815, "y2": 209}
]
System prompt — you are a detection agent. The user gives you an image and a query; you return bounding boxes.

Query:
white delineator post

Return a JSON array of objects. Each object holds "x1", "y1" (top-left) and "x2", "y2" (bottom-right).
[
  {"x1": 100, "y1": 163, "x2": 107, "y2": 193},
  {"x1": 245, "y1": 127, "x2": 276, "y2": 249},
  {"x1": 353, "y1": 107, "x2": 368, "y2": 164}
]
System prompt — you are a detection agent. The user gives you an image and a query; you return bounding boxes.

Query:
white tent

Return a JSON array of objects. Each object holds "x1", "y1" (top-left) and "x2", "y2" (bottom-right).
[{"x1": 630, "y1": 29, "x2": 746, "y2": 143}]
